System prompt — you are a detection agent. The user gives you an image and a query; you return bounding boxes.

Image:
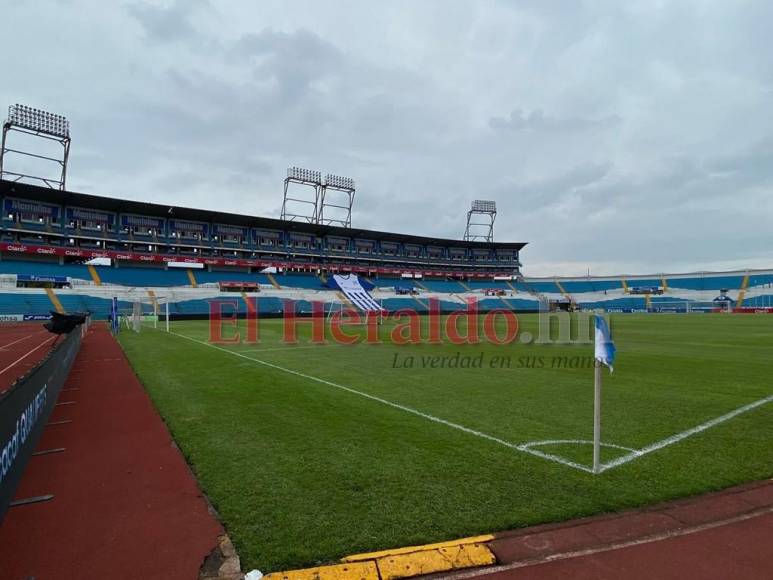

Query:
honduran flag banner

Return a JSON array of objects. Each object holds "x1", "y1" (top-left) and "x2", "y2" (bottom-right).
[
  {"x1": 594, "y1": 314, "x2": 616, "y2": 372},
  {"x1": 330, "y1": 274, "x2": 383, "y2": 312}
]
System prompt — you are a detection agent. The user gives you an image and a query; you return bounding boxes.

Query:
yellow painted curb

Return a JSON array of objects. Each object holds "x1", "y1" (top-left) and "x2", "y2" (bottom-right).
[
  {"x1": 376, "y1": 543, "x2": 495, "y2": 580},
  {"x1": 266, "y1": 535, "x2": 498, "y2": 580},
  {"x1": 263, "y1": 561, "x2": 378, "y2": 580},
  {"x1": 342, "y1": 534, "x2": 494, "y2": 562}
]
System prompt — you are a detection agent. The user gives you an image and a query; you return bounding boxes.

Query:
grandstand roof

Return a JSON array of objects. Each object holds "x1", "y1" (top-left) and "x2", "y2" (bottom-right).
[{"x1": 1, "y1": 180, "x2": 526, "y2": 250}]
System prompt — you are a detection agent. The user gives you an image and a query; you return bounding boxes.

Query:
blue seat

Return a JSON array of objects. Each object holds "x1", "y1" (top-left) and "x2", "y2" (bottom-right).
[
  {"x1": 421, "y1": 280, "x2": 467, "y2": 293},
  {"x1": 194, "y1": 270, "x2": 273, "y2": 285},
  {"x1": 521, "y1": 280, "x2": 560, "y2": 293},
  {"x1": 0, "y1": 260, "x2": 92, "y2": 281},
  {"x1": 95, "y1": 266, "x2": 190, "y2": 287},
  {"x1": 667, "y1": 275, "x2": 744, "y2": 291},
  {"x1": 746, "y1": 274, "x2": 773, "y2": 289},
  {"x1": 275, "y1": 274, "x2": 325, "y2": 290},
  {"x1": 558, "y1": 280, "x2": 596, "y2": 293}
]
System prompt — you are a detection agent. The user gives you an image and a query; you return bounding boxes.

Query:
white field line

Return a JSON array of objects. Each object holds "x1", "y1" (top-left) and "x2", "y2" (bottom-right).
[
  {"x1": 515, "y1": 440, "x2": 638, "y2": 474},
  {"x1": 167, "y1": 330, "x2": 555, "y2": 463},
  {"x1": 239, "y1": 343, "x2": 359, "y2": 354},
  {"x1": 516, "y1": 447, "x2": 594, "y2": 474},
  {"x1": 164, "y1": 329, "x2": 773, "y2": 475},
  {"x1": 599, "y1": 394, "x2": 773, "y2": 472},
  {"x1": 0, "y1": 335, "x2": 57, "y2": 376},
  {"x1": 520, "y1": 439, "x2": 639, "y2": 453}
]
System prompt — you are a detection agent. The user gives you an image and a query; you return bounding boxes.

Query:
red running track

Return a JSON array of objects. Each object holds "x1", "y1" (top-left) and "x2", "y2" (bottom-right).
[
  {"x1": 479, "y1": 510, "x2": 773, "y2": 580},
  {"x1": 0, "y1": 323, "x2": 57, "y2": 393},
  {"x1": 0, "y1": 323, "x2": 223, "y2": 580},
  {"x1": 440, "y1": 481, "x2": 773, "y2": 580}
]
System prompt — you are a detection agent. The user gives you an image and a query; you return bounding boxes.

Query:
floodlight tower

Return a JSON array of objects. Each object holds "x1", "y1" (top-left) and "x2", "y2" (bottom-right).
[
  {"x1": 0, "y1": 104, "x2": 71, "y2": 189},
  {"x1": 319, "y1": 173, "x2": 355, "y2": 228},
  {"x1": 464, "y1": 200, "x2": 497, "y2": 242},
  {"x1": 281, "y1": 166, "x2": 323, "y2": 223}
]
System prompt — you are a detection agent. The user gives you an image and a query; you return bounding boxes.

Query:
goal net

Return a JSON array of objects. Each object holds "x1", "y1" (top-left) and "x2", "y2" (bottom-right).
[
  {"x1": 326, "y1": 298, "x2": 385, "y2": 324},
  {"x1": 117, "y1": 296, "x2": 171, "y2": 333}
]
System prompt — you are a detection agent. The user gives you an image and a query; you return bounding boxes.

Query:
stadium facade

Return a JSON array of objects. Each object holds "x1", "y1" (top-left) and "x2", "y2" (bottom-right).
[
  {"x1": 2, "y1": 179, "x2": 773, "y2": 320},
  {"x1": 0, "y1": 180, "x2": 524, "y2": 278}
]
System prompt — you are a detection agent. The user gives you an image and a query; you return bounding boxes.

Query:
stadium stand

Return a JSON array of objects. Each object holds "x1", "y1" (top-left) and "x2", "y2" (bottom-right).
[
  {"x1": 521, "y1": 280, "x2": 560, "y2": 294},
  {"x1": 94, "y1": 265, "x2": 191, "y2": 287},
  {"x1": 2, "y1": 180, "x2": 773, "y2": 318},
  {"x1": 559, "y1": 279, "x2": 620, "y2": 293},
  {"x1": 194, "y1": 270, "x2": 274, "y2": 286},
  {"x1": 275, "y1": 273, "x2": 327, "y2": 290},
  {"x1": 0, "y1": 259, "x2": 92, "y2": 281},
  {"x1": 2, "y1": 260, "x2": 772, "y2": 317},
  {"x1": 625, "y1": 278, "x2": 662, "y2": 289},
  {"x1": 666, "y1": 275, "x2": 744, "y2": 291},
  {"x1": 747, "y1": 273, "x2": 773, "y2": 287},
  {"x1": 420, "y1": 279, "x2": 468, "y2": 293}
]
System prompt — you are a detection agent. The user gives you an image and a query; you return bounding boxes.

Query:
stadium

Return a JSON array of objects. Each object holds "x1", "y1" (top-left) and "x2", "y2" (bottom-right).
[
  {"x1": 0, "y1": 102, "x2": 771, "y2": 580},
  {"x1": 2, "y1": 176, "x2": 772, "y2": 321},
  {"x1": 0, "y1": 2, "x2": 773, "y2": 580}
]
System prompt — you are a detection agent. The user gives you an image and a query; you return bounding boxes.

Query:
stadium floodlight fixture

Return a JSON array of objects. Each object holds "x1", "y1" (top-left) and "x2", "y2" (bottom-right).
[
  {"x1": 324, "y1": 173, "x2": 355, "y2": 190},
  {"x1": 7, "y1": 103, "x2": 70, "y2": 139},
  {"x1": 287, "y1": 166, "x2": 322, "y2": 184},
  {"x1": 464, "y1": 199, "x2": 497, "y2": 242},
  {"x1": 471, "y1": 200, "x2": 497, "y2": 213}
]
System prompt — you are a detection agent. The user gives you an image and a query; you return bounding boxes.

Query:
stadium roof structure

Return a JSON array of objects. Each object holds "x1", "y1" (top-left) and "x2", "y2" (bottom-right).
[{"x1": 0, "y1": 180, "x2": 527, "y2": 251}]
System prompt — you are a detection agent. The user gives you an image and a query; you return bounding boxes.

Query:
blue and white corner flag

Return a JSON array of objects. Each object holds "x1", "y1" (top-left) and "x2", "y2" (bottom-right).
[{"x1": 594, "y1": 315, "x2": 616, "y2": 372}]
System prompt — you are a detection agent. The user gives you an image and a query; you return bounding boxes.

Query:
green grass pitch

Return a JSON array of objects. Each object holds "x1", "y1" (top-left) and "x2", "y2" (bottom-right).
[{"x1": 118, "y1": 314, "x2": 773, "y2": 572}]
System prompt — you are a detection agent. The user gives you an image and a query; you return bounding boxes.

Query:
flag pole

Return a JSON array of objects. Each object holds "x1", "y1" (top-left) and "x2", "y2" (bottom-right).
[{"x1": 593, "y1": 360, "x2": 602, "y2": 474}]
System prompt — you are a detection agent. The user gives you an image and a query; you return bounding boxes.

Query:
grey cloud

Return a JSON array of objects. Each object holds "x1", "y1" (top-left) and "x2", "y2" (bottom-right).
[
  {"x1": 489, "y1": 109, "x2": 620, "y2": 133},
  {"x1": 126, "y1": 0, "x2": 203, "y2": 43},
  {"x1": 2, "y1": 0, "x2": 772, "y2": 276}
]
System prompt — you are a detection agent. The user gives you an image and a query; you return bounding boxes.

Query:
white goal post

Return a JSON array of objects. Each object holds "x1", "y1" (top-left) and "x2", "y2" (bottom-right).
[
  {"x1": 118, "y1": 296, "x2": 171, "y2": 332},
  {"x1": 326, "y1": 299, "x2": 384, "y2": 324}
]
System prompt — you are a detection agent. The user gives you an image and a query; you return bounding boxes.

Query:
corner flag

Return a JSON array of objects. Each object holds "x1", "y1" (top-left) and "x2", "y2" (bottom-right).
[
  {"x1": 594, "y1": 315, "x2": 616, "y2": 372},
  {"x1": 592, "y1": 314, "x2": 616, "y2": 474}
]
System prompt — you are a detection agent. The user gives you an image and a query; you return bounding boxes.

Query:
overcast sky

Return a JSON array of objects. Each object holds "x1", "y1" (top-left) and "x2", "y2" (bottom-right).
[{"x1": 2, "y1": 0, "x2": 772, "y2": 276}]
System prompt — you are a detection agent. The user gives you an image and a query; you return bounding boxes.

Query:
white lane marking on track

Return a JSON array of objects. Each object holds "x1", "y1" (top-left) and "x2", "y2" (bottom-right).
[
  {"x1": 0, "y1": 334, "x2": 35, "y2": 350},
  {"x1": 0, "y1": 335, "x2": 57, "y2": 376},
  {"x1": 439, "y1": 506, "x2": 773, "y2": 580}
]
